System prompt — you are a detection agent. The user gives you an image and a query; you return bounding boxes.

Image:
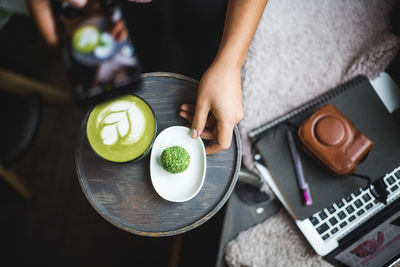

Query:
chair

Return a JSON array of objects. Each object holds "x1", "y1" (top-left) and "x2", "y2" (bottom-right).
[
  {"x1": 0, "y1": 4, "x2": 71, "y2": 200},
  {"x1": 0, "y1": 90, "x2": 41, "y2": 200},
  {"x1": 0, "y1": 68, "x2": 72, "y2": 202},
  {"x1": 0, "y1": 68, "x2": 72, "y2": 201}
]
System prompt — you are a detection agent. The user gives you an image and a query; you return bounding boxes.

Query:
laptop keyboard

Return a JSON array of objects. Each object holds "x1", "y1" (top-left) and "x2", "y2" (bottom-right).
[{"x1": 308, "y1": 167, "x2": 400, "y2": 242}]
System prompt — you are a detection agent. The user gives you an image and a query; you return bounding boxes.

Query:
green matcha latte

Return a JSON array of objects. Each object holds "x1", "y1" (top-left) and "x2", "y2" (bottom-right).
[{"x1": 87, "y1": 95, "x2": 156, "y2": 162}]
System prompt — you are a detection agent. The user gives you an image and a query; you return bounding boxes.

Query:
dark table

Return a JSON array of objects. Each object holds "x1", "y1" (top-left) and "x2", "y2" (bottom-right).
[{"x1": 75, "y1": 72, "x2": 242, "y2": 236}]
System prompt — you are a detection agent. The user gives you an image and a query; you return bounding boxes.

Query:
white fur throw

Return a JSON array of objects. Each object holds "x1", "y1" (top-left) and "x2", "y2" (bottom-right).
[{"x1": 227, "y1": 0, "x2": 400, "y2": 266}]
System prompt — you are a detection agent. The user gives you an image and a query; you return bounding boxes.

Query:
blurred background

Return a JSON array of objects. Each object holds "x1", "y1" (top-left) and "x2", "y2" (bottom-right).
[{"x1": 0, "y1": 1, "x2": 228, "y2": 266}]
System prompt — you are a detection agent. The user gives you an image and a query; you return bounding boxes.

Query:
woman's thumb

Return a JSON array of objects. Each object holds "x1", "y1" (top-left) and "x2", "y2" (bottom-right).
[{"x1": 191, "y1": 104, "x2": 209, "y2": 139}]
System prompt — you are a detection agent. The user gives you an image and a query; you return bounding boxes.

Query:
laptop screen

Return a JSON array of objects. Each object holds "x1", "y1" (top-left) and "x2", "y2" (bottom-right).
[{"x1": 327, "y1": 200, "x2": 400, "y2": 266}]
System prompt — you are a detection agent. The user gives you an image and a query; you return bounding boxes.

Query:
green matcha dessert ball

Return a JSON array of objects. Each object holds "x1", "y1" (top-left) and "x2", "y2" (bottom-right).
[{"x1": 161, "y1": 146, "x2": 190, "y2": 174}]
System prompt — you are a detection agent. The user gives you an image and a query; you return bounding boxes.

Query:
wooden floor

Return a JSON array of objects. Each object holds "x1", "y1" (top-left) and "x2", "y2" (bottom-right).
[{"x1": 0, "y1": 11, "x2": 225, "y2": 267}]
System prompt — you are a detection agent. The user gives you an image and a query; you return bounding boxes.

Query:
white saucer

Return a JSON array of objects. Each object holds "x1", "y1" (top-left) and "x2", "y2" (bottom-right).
[{"x1": 150, "y1": 126, "x2": 206, "y2": 202}]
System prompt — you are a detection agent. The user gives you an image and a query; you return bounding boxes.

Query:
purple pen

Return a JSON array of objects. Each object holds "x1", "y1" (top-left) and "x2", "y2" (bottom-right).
[{"x1": 286, "y1": 130, "x2": 313, "y2": 206}]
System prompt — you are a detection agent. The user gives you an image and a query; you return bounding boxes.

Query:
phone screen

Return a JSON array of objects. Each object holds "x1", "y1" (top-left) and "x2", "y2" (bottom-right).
[{"x1": 52, "y1": 0, "x2": 142, "y2": 105}]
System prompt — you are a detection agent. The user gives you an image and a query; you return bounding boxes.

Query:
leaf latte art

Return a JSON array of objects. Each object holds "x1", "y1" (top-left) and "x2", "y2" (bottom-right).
[
  {"x1": 97, "y1": 100, "x2": 145, "y2": 145},
  {"x1": 87, "y1": 95, "x2": 156, "y2": 162}
]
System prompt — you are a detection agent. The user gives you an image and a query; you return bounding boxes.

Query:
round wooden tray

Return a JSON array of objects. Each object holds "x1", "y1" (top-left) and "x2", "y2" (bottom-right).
[{"x1": 75, "y1": 72, "x2": 242, "y2": 236}]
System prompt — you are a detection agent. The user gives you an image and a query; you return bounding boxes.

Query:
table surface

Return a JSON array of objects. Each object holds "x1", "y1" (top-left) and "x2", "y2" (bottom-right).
[{"x1": 75, "y1": 72, "x2": 242, "y2": 236}]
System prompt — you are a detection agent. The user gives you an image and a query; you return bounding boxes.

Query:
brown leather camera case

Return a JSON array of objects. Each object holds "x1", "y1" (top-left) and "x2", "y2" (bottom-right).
[{"x1": 298, "y1": 104, "x2": 373, "y2": 175}]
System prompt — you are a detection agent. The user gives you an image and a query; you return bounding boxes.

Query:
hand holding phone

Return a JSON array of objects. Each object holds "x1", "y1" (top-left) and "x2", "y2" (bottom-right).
[
  {"x1": 28, "y1": 0, "x2": 88, "y2": 46},
  {"x1": 29, "y1": 0, "x2": 142, "y2": 106}
]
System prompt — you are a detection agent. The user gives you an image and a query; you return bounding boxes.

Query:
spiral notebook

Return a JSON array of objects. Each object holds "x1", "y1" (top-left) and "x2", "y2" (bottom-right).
[{"x1": 250, "y1": 75, "x2": 400, "y2": 221}]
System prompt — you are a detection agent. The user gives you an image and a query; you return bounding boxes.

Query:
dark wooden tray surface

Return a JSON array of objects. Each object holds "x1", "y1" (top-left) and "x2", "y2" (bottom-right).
[{"x1": 75, "y1": 72, "x2": 242, "y2": 236}]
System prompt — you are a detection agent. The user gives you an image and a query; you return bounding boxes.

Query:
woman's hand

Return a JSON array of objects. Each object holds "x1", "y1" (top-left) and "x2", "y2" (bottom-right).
[
  {"x1": 180, "y1": 0, "x2": 267, "y2": 155},
  {"x1": 180, "y1": 61, "x2": 243, "y2": 154},
  {"x1": 109, "y1": 20, "x2": 128, "y2": 42}
]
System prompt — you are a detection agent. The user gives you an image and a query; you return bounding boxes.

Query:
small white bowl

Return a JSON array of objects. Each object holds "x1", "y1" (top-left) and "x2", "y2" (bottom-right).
[{"x1": 150, "y1": 126, "x2": 206, "y2": 202}]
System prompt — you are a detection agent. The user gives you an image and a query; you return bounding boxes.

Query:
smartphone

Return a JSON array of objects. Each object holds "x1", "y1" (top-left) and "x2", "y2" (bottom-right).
[{"x1": 51, "y1": 0, "x2": 142, "y2": 106}]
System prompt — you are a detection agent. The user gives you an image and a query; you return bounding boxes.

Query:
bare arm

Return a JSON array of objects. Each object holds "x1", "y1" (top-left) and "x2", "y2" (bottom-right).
[
  {"x1": 216, "y1": 0, "x2": 268, "y2": 70},
  {"x1": 27, "y1": 0, "x2": 87, "y2": 46},
  {"x1": 180, "y1": 0, "x2": 268, "y2": 154}
]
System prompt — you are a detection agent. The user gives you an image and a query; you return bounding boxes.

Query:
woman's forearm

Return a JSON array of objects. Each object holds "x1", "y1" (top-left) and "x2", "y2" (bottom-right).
[{"x1": 214, "y1": 0, "x2": 268, "y2": 69}]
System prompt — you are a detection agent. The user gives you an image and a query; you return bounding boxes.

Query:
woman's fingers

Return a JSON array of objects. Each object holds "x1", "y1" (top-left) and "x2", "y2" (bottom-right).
[
  {"x1": 179, "y1": 110, "x2": 194, "y2": 122},
  {"x1": 199, "y1": 129, "x2": 215, "y2": 140},
  {"x1": 205, "y1": 122, "x2": 234, "y2": 154},
  {"x1": 179, "y1": 110, "x2": 214, "y2": 128},
  {"x1": 179, "y1": 110, "x2": 215, "y2": 140},
  {"x1": 180, "y1": 103, "x2": 195, "y2": 113}
]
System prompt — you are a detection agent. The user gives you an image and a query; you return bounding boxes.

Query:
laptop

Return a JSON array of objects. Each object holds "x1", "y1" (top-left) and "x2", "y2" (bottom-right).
[{"x1": 252, "y1": 72, "x2": 400, "y2": 266}]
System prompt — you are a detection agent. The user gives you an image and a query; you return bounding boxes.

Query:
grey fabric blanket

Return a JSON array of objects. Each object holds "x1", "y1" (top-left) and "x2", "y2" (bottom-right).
[{"x1": 226, "y1": 0, "x2": 400, "y2": 266}]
